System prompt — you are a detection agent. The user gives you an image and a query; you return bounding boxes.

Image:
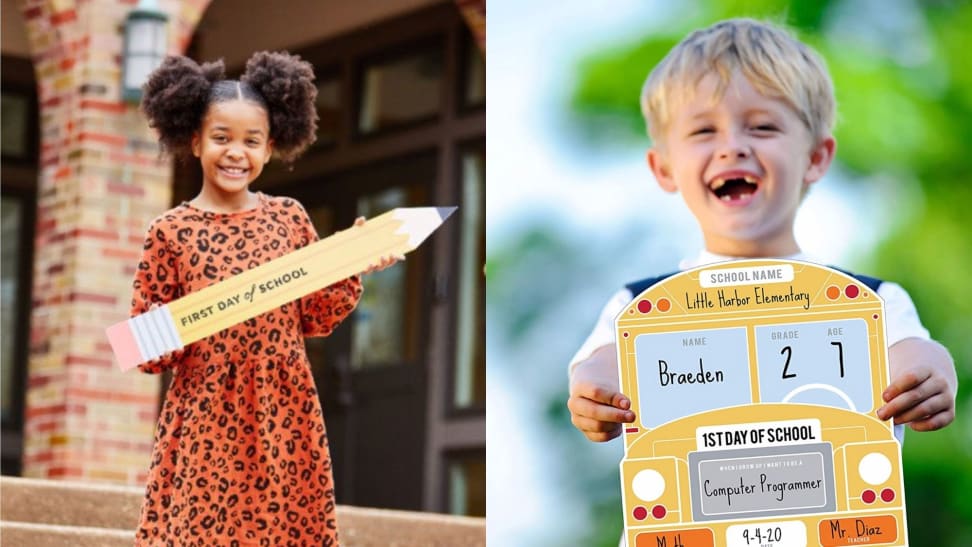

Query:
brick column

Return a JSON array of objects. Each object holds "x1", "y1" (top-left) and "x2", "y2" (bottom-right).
[
  {"x1": 455, "y1": 0, "x2": 485, "y2": 53},
  {"x1": 19, "y1": 0, "x2": 210, "y2": 485}
]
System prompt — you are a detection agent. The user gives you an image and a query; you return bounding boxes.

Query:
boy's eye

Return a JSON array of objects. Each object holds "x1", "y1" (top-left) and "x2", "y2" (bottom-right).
[
  {"x1": 752, "y1": 124, "x2": 778, "y2": 132},
  {"x1": 690, "y1": 127, "x2": 714, "y2": 136}
]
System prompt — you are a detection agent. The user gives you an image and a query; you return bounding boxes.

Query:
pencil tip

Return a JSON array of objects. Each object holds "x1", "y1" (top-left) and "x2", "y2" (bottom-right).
[{"x1": 436, "y1": 206, "x2": 458, "y2": 221}]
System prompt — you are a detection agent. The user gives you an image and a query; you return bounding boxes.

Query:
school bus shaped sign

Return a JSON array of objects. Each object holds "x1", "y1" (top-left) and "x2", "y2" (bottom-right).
[{"x1": 616, "y1": 260, "x2": 907, "y2": 547}]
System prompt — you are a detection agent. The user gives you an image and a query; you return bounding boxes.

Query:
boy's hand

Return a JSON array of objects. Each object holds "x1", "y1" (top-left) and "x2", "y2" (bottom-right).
[
  {"x1": 878, "y1": 337, "x2": 957, "y2": 431},
  {"x1": 567, "y1": 345, "x2": 636, "y2": 442}
]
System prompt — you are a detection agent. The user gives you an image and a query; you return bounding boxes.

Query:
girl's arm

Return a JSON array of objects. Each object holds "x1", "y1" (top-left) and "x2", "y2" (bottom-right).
[
  {"x1": 130, "y1": 219, "x2": 186, "y2": 373},
  {"x1": 300, "y1": 275, "x2": 363, "y2": 337},
  {"x1": 289, "y1": 201, "x2": 364, "y2": 337}
]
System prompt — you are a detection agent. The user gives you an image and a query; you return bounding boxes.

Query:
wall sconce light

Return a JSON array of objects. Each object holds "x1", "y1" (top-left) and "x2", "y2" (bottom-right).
[{"x1": 121, "y1": 0, "x2": 169, "y2": 102}]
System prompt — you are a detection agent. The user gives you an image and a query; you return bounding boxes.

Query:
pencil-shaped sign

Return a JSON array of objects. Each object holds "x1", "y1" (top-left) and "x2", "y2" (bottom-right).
[{"x1": 107, "y1": 206, "x2": 456, "y2": 371}]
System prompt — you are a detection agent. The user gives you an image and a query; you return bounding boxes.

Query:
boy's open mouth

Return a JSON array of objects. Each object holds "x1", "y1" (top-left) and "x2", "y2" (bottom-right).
[{"x1": 710, "y1": 175, "x2": 758, "y2": 201}]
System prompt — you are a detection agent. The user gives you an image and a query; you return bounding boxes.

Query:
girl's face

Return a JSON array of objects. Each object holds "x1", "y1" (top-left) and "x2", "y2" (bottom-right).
[{"x1": 191, "y1": 99, "x2": 273, "y2": 199}]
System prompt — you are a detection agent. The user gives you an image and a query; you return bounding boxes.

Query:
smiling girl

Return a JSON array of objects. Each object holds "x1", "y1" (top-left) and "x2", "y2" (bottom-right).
[{"x1": 133, "y1": 51, "x2": 375, "y2": 546}]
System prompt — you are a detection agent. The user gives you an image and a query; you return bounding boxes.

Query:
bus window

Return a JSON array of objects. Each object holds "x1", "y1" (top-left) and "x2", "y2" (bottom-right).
[
  {"x1": 634, "y1": 327, "x2": 751, "y2": 429},
  {"x1": 754, "y1": 319, "x2": 873, "y2": 413}
]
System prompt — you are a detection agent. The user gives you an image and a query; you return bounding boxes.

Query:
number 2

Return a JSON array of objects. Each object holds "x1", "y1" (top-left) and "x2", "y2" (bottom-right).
[{"x1": 780, "y1": 345, "x2": 795, "y2": 379}]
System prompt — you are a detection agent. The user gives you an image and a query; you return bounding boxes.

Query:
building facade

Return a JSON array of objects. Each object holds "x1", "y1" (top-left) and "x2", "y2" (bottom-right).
[{"x1": 0, "y1": 0, "x2": 484, "y2": 517}]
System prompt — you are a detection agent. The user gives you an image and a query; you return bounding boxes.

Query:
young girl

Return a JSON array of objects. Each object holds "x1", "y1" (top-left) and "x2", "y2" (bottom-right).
[{"x1": 133, "y1": 51, "x2": 382, "y2": 546}]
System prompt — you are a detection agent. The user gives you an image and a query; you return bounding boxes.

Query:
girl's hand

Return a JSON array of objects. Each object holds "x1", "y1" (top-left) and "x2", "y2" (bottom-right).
[
  {"x1": 351, "y1": 217, "x2": 405, "y2": 274},
  {"x1": 361, "y1": 254, "x2": 405, "y2": 275}
]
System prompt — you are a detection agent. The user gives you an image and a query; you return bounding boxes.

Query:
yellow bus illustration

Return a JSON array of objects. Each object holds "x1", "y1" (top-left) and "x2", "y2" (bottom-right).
[{"x1": 616, "y1": 260, "x2": 906, "y2": 547}]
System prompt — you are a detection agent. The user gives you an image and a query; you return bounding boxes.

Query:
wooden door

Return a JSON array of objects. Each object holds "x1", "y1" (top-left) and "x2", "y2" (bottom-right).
[{"x1": 291, "y1": 151, "x2": 435, "y2": 510}]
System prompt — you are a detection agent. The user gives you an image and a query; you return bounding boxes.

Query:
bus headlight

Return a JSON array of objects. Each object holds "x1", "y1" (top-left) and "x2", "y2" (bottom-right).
[
  {"x1": 858, "y1": 452, "x2": 892, "y2": 485},
  {"x1": 632, "y1": 469, "x2": 665, "y2": 502}
]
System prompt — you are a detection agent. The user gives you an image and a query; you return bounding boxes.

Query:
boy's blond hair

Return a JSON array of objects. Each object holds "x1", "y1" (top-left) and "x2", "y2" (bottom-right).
[{"x1": 641, "y1": 18, "x2": 835, "y2": 144}]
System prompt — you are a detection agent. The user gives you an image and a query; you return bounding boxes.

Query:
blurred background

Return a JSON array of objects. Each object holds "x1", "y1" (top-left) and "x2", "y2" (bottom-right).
[{"x1": 486, "y1": 0, "x2": 971, "y2": 545}]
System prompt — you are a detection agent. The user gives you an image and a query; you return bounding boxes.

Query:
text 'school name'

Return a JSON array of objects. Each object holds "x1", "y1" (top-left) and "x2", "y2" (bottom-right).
[
  {"x1": 180, "y1": 267, "x2": 309, "y2": 326},
  {"x1": 685, "y1": 285, "x2": 811, "y2": 311},
  {"x1": 707, "y1": 267, "x2": 786, "y2": 285}
]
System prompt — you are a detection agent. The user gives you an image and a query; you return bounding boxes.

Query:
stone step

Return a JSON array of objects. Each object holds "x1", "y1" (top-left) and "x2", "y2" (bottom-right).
[
  {"x1": 338, "y1": 506, "x2": 486, "y2": 547},
  {"x1": 0, "y1": 521, "x2": 134, "y2": 547},
  {"x1": 1, "y1": 476, "x2": 142, "y2": 530},
  {"x1": 0, "y1": 476, "x2": 485, "y2": 546}
]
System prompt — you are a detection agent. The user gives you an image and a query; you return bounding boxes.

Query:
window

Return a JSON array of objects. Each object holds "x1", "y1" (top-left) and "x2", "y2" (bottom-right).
[
  {"x1": 357, "y1": 39, "x2": 444, "y2": 135},
  {"x1": 452, "y1": 143, "x2": 485, "y2": 409},
  {"x1": 460, "y1": 28, "x2": 485, "y2": 109},
  {"x1": 0, "y1": 187, "x2": 34, "y2": 476},
  {"x1": 445, "y1": 450, "x2": 486, "y2": 516},
  {"x1": 1, "y1": 93, "x2": 29, "y2": 159},
  {"x1": 1, "y1": 91, "x2": 33, "y2": 162},
  {"x1": 349, "y1": 181, "x2": 431, "y2": 369},
  {"x1": 0, "y1": 58, "x2": 37, "y2": 475},
  {"x1": 1, "y1": 197, "x2": 23, "y2": 423},
  {"x1": 313, "y1": 74, "x2": 341, "y2": 149}
]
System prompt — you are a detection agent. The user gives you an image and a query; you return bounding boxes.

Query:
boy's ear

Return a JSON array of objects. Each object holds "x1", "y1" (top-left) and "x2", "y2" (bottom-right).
[
  {"x1": 804, "y1": 136, "x2": 836, "y2": 185},
  {"x1": 647, "y1": 148, "x2": 677, "y2": 193}
]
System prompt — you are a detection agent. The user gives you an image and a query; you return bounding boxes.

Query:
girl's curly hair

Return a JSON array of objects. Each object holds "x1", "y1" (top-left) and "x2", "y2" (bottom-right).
[{"x1": 140, "y1": 51, "x2": 319, "y2": 164}]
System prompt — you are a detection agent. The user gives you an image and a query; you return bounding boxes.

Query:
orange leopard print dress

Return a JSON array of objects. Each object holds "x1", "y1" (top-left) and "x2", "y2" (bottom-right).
[{"x1": 131, "y1": 193, "x2": 361, "y2": 546}]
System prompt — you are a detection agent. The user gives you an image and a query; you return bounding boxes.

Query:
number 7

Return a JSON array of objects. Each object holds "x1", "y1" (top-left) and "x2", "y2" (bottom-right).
[{"x1": 831, "y1": 341, "x2": 845, "y2": 378}]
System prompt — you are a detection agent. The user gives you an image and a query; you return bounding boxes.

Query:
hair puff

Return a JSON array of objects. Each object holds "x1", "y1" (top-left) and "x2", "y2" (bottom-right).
[
  {"x1": 140, "y1": 56, "x2": 226, "y2": 158},
  {"x1": 241, "y1": 51, "x2": 318, "y2": 163}
]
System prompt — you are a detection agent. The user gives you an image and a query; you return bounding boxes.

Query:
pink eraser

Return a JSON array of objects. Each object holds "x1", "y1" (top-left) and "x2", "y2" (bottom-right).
[{"x1": 106, "y1": 320, "x2": 142, "y2": 372}]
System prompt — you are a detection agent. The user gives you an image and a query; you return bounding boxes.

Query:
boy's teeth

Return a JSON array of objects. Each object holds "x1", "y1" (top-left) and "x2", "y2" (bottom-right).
[
  {"x1": 711, "y1": 175, "x2": 759, "y2": 189},
  {"x1": 720, "y1": 194, "x2": 732, "y2": 201}
]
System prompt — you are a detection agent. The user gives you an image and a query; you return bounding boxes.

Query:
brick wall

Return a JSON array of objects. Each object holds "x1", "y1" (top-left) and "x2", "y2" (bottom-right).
[{"x1": 19, "y1": 0, "x2": 210, "y2": 485}]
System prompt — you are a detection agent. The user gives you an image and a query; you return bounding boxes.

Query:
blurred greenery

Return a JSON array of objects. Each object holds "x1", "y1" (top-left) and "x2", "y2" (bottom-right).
[
  {"x1": 552, "y1": 0, "x2": 971, "y2": 544},
  {"x1": 486, "y1": 0, "x2": 969, "y2": 543}
]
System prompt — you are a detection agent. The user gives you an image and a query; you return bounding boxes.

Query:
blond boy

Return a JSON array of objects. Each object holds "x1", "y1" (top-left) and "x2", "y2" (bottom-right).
[{"x1": 567, "y1": 19, "x2": 956, "y2": 451}]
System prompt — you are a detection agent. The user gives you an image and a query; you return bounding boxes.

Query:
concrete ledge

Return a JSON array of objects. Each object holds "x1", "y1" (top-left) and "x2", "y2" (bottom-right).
[
  {"x1": 337, "y1": 505, "x2": 486, "y2": 547},
  {"x1": 0, "y1": 521, "x2": 134, "y2": 547},
  {"x1": 1, "y1": 476, "x2": 143, "y2": 529},
  {"x1": 1, "y1": 476, "x2": 486, "y2": 546}
]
